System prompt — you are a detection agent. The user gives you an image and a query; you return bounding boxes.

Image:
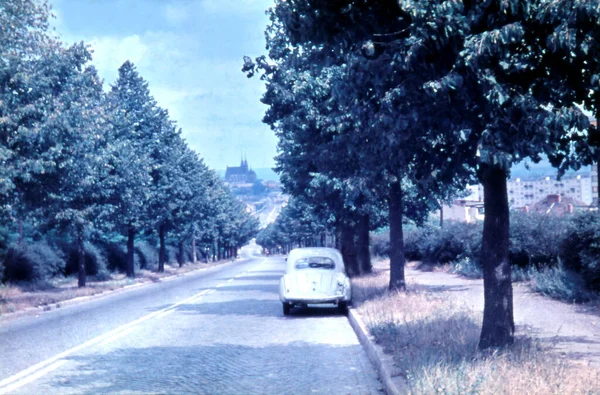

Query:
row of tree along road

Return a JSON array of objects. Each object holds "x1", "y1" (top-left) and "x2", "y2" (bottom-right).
[
  {"x1": 0, "y1": 1, "x2": 258, "y2": 288},
  {"x1": 249, "y1": 1, "x2": 600, "y2": 350}
]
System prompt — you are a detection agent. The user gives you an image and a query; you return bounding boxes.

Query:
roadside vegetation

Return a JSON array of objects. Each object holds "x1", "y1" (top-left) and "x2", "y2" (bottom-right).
[
  {"x1": 370, "y1": 211, "x2": 600, "y2": 303},
  {"x1": 0, "y1": 258, "x2": 230, "y2": 316},
  {"x1": 0, "y1": 1, "x2": 258, "y2": 292},
  {"x1": 352, "y1": 261, "x2": 600, "y2": 394}
]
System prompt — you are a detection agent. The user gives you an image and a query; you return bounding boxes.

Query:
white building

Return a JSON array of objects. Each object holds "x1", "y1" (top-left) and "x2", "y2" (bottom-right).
[
  {"x1": 592, "y1": 164, "x2": 598, "y2": 206},
  {"x1": 441, "y1": 200, "x2": 484, "y2": 223},
  {"x1": 507, "y1": 174, "x2": 592, "y2": 208}
]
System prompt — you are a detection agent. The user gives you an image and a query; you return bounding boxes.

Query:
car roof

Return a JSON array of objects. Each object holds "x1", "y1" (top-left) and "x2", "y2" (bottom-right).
[{"x1": 286, "y1": 247, "x2": 345, "y2": 273}]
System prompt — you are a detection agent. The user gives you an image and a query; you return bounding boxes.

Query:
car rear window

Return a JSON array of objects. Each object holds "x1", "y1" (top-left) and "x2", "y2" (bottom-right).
[{"x1": 294, "y1": 257, "x2": 336, "y2": 270}]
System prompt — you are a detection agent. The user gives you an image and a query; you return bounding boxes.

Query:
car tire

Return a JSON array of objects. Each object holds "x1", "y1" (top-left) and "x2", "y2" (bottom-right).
[
  {"x1": 283, "y1": 302, "x2": 291, "y2": 315},
  {"x1": 338, "y1": 301, "x2": 348, "y2": 315}
]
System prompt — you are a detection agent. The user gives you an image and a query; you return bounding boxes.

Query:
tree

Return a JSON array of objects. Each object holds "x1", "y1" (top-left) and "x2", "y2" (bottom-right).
[
  {"x1": 250, "y1": 1, "x2": 473, "y2": 285},
  {"x1": 107, "y1": 61, "x2": 156, "y2": 277},
  {"x1": 0, "y1": 0, "x2": 53, "y2": 231},
  {"x1": 34, "y1": 46, "x2": 113, "y2": 287}
]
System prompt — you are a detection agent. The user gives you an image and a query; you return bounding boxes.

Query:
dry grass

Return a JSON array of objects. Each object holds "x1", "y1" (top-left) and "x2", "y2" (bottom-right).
[
  {"x1": 0, "y1": 260, "x2": 227, "y2": 317},
  {"x1": 352, "y1": 259, "x2": 600, "y2": 394}
]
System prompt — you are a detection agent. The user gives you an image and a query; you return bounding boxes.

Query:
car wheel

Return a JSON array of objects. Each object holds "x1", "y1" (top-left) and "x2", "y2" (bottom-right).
[
  {"x1": 282, "y1": 302, "x2": 291, "y2": 315},
  {"x1": 338, "y1": 301, "x2": 348, "y2": 315}
]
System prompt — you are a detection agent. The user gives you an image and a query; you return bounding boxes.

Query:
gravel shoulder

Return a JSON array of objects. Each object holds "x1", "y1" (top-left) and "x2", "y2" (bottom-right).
[{"x1": 406, "y1": 266, "x2": 600, "y2": 367}]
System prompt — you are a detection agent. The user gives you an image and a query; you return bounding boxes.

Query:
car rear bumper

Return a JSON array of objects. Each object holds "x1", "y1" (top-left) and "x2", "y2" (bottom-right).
[{"x1": 281, "y1": 294, "x2": 348, "y2": 305}]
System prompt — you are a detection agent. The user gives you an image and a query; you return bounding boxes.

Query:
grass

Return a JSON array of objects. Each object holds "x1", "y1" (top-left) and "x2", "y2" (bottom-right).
[
  {"x1": 529, "y1": 265, "x2": 596, "y2": 304},
  {"x1": 0, "y1": 259, "x2": 228, "y2": 317},
  {"x1": 352, "y1": 259, "x2": 600, "y2": 394}
]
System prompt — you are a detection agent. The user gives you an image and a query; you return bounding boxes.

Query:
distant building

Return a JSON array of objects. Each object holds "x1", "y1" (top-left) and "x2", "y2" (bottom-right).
[
  {"x1": 441, "y1": 199, "x2": 485, "y2": 223},
  {"x1": 528, "y1": 194, "x2": 587, "y2": 216},
  {"x1": 225, "y1": 157, "x2": 257, "y2": 184},
  {"x1": 507, "y1": 174, "x2": 592, "y2": 208}
]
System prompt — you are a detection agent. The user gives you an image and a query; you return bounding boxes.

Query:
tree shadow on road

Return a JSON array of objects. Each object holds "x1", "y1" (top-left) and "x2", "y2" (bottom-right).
[
  {"x1": 174, "y1": 298, "x2": 345, "y2": 319},
  {"x1": 50, "y1": 342, "x2": 378, "y2": 395}
]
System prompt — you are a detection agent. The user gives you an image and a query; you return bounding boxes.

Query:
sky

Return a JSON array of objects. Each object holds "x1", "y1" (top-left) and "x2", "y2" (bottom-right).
[{"x1": 50, "y1": 0, "x2": 277, "y2": 171}]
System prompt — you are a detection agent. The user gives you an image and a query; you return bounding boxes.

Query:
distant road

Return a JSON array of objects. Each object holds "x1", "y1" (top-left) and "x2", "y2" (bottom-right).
[
  {"x1": 0, "y1": 242, "x2": 379, "y2": 394},
  {"x1": 257, "y1": 192, "x2": 283, "y2": 227}
]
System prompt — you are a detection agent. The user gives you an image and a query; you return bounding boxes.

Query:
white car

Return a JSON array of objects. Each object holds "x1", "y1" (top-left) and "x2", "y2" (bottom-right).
[{"x1": 279, "y1": 247, "x2": 352, "y2": 315}]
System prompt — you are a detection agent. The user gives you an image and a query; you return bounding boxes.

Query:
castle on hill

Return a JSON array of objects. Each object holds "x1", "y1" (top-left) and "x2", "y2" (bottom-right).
[{"x1": 225, "y1": 156, "x2": 257, "y2": 184}]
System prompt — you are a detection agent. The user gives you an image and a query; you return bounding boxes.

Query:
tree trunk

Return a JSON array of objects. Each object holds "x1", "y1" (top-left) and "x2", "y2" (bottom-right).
[
  {"x1": 217, "y1": 241, "x2": 222, "y2": 260},
  {"x1": 340, "y1": 222, "x2": 359, "y2": 276},
  {"x1": 178, "y1": 240, "x2": 184, "y2": 267},
  {"x1": 388, "y1": 180, "x2": 406, "y2": 290},
  {"x1": 478, "y1": 164, "x2": 514, "y2": 350},
  {"x1": 126, "y1": 226, "x2": 135, "y2": 277},
  {"x1": 440, "y1": 204, "x2": 444, "y2": 228},
  {"x1": 357, "y1": 213, "x2": 372, "y2": 274},
  {"x1": 158, "y1": 222, "x2": 166, "y2": 272},
  {"x1": 77, "y1": 229, "x2": 86, "y2": 288},
  {"x1": 192, "y1": 238, "x2": 197, "y2": 263}
]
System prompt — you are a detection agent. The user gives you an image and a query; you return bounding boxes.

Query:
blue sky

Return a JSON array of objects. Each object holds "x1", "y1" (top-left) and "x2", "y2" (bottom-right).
[{"x1": 50, "y1": 0, "x2": 277, "y2": 171}]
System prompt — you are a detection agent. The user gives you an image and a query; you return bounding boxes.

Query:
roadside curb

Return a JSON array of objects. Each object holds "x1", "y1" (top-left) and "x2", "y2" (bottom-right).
[
  {"x1": 0, "y1": 258, "x2": 247, "y2": 322},
  {"x1": 347, "y1": 308, "x2": 408, "y2": 395}
]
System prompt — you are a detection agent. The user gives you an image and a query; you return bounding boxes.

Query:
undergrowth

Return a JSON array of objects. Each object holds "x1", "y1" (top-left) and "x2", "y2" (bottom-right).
[{"x1": 353, "y1": 263, "x2": 600, "y2": 394}]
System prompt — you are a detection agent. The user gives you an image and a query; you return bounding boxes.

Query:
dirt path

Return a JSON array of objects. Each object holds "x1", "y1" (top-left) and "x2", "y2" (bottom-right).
[{"x1": 406, "y1": 267, "x2": 600, "y2": 367}]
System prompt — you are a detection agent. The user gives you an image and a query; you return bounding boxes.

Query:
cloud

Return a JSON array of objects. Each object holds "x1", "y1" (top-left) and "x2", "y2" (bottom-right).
[
  {"x1": 80, "y1": 31, "x2": 275, "y2": 169},
  {"x1": 164, "y1": 4, "x2": 190, "y2": 25},
  {"x1": 199, "y1": 0, "x2": 273, "y2": 16},
  {"x1": 51, "y1": 0, "x2": 277, "y2": 170},
  {"x1": 86, "y1": 35, "x2": 149, "y2": 85}
]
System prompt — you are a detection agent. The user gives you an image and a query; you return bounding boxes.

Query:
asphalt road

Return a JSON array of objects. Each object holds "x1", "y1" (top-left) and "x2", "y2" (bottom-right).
[{"x1": 0, "y1": 244, "x2": 380, "y2": 394}]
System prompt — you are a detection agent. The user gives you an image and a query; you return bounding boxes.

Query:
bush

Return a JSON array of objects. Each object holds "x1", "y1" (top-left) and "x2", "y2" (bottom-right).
[
  {"x1": 403, "y1": 226, "x2": 429, "y2": 261},
  {"x1": 166, "y1": 245, "x2": 179, "y2": 266},
  {"x1": 3, "y1": 242, "x2": 65, "y2": 282},
  {"x1": 99, "y1": 242, "x2": 128, "y2": 273},
  {"x1": 560, "y1": 212, "x2": 600, "y2": 292},
  {"x1": 452, "y1": 257, "x2": 482, "y2": 279},
  {"x1": 135, "y1": 242, "x2": 158, "y2": 270},
  {"x1": 530, "y1": 265, "x2": 595, "y2": 303},
  {"x1": 370, "y1": 232, "x2": 390, "y2": 257},
  {"x1": 64, "y1": 242, "x2": 108, "y2": 278},
  {"x1": 510, "y1": 213, "x2": 568, "y2": 269},
  {"x1": 419, "y1": 221, "x2": 482, "y2": 266}
]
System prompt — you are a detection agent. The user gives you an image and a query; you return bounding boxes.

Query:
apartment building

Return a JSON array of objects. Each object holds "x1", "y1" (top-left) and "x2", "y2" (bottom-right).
[{"x1": 507, "y1": 174, "x2": 592, "y2": 208}]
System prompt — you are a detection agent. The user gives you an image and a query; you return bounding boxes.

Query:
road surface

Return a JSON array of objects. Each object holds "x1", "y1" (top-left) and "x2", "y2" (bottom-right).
[{"x1": 0, "y1": 243, "x2": 379, "y2": 394}]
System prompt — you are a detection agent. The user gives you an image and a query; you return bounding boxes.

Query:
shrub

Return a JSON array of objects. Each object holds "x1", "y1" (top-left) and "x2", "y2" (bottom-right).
[
  {"x1": 403, "y1": 226, "x2": 429, "y2": 261},
  {"x1": 99, "y1": 242, "x2": 128, "y2": 273},
  {"x1": 166, "y1": 245, "x2": 179, "y2": 266},
  {"x1": 419, "y1": 221, "x2": 482, "y2": 266},
  {"x1": 452, "y1": 257, "x2": 482, "y2": 279},
  {"x1": 64, "y1": 242, "x2": 108, "y2": 278},
  {"x1": 370, "y1": 232, "x2": 390, "y2": 257},
  {"x1": 510, "y1": 213, "x2": 568, "y2": 269},
  {"x1": 3, "y1": 242, "x2": 65, "y2": 282},
  {"x1": 135, "y1": 242, "x2": 158, "y2": 270},
  {"x1": 530, "y1": 265, "x2": 595, "y2": 303},
  {"x1": 560, "y1": 212, "x2": 600, "y2": 292}
]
